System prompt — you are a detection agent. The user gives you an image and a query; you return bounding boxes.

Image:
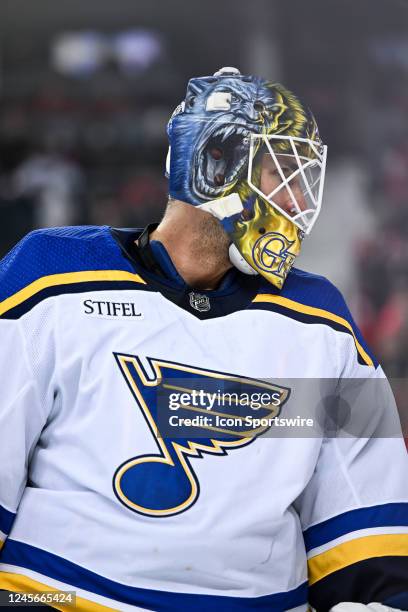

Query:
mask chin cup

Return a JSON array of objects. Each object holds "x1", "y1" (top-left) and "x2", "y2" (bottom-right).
[{"x1": 229, "y1": 243, "x2": 258, "y2": 276}]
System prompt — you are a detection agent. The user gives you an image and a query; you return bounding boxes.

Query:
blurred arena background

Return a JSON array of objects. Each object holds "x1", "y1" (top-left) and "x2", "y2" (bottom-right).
[{"x1": 0, "y1": 0, "x2": 407, "y2": 413}]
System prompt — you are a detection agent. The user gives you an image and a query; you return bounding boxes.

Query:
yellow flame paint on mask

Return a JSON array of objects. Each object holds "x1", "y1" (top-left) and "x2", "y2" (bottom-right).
[
  {"x1": 209, "y1": 83, "x2": 320, "y2": 289},
  {"x1": 231, "y1": 196, "x2": 303, "y2": 289}
]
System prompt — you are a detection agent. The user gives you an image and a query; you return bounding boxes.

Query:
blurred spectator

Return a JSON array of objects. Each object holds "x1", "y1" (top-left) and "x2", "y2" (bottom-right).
[
  {"x1": 12, "y1": 143, "x2": 84, "y2": 228},
  {"x1": 382, "y1": 141, "x2": 408, "y2": 209},
  {"x1": 373, "y1": 277, "x2": 408, "y2": 377}
]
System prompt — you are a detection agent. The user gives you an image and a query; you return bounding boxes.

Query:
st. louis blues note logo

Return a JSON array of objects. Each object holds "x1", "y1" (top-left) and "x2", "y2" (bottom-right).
[{"x1": 113, "y1": 354, "x2": 290, "y2": 517}]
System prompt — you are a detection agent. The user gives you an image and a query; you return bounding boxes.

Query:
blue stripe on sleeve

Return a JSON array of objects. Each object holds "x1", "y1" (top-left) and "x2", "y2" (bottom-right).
[
  {"x1": 0, "y1": 504, "x2": 16, "y2": 536},
  {"x1": 303, "y1": 502, "x2": 408, "y2": 552}
]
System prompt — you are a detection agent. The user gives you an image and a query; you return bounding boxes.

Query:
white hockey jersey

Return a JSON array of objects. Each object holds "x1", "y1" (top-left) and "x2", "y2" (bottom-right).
[{"x1": 0, "y1": 225, "x2": 407, "y2": 612}]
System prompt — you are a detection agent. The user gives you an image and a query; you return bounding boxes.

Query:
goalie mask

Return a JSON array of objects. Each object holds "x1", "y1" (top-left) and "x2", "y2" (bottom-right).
[{"x1": 166, "y1": 67, "x2": 327, "y2": 289}]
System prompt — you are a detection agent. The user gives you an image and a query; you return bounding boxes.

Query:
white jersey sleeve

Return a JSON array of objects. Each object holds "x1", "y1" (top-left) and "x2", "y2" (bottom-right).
[
  {"x1": 0, "y1": 239, "x2": 57, "y2": 550},
  {"x1": 293, "y1": 289, "x2": 408, "y2": 609}
]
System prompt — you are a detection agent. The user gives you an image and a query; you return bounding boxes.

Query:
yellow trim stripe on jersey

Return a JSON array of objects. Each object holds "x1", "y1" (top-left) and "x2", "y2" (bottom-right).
[
  {"x1": 0, "y1": 572, "x2": 121, "y2": 611},
  {"x1": 0, "y1": 270, "x2": 146, "y2": 317},
  {"x1": 308, "y1": 533, "x2": 408, "y2": 585},
  {"x1": 0, "y1": 539, "x2": 4, "y2": 551},
  {"x1": 253, "y1": 294, "x2": 373, "y2": 367}
]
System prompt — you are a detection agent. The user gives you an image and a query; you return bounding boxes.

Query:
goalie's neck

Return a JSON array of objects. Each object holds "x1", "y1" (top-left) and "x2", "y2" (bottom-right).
[{"x1": 148, "y1": 200, "x2": 233, "y2": 290}]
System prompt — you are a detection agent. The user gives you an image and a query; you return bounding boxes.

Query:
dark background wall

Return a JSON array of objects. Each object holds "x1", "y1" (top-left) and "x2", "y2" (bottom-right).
[{"x1": 0, "y1": 0, "x2": 407, "y2": 389}]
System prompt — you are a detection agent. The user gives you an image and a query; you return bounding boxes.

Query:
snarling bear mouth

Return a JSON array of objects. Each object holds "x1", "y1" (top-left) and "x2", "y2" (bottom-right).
[{"x1": 193, "y1": 122, "x2": 251, "y2": 199}]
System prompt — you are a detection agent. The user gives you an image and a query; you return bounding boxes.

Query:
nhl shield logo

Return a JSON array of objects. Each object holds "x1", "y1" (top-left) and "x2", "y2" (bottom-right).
[{"x1": 189, "y1": 291, "x2": 210, "y2": 312}]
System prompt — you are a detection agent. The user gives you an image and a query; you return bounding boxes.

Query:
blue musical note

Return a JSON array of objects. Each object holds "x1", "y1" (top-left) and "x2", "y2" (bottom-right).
[{"x1": 113, "y1": 354, "x2": 289, "y2": 517}]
